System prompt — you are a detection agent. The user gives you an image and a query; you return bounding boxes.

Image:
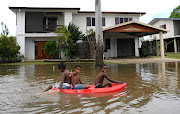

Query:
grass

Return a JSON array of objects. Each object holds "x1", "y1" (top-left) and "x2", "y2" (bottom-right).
[{"x1": 165, "y1": 52, "x2": 180, "y2": 59}]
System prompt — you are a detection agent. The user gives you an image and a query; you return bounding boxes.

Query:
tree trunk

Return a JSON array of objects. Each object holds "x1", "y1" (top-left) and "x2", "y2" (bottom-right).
[{"x1": 95, "y1": 0, "x2": 104, "y2": 67}]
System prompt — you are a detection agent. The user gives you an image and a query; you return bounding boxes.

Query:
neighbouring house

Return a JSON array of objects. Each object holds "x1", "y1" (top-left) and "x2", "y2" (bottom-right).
[
  {"x1": 9, "y1": 7, "x2": 168, "y2": 60},
  {"x1": 149, "y1": 18, "x2": 180, "y2": 53}
]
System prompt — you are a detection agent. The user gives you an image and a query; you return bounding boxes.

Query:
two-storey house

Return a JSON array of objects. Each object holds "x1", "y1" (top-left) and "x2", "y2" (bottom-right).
[
  {"x1": 9, "y1": 7, "x2": 168, "y2": 60},
  {"x1": 149, "y1": 18, "x2": 180, "y2": 53}
]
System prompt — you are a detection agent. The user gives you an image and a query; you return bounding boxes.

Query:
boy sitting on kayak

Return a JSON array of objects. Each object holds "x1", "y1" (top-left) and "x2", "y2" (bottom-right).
[
  {"x1": 44, "y1": 62, "x2": 71, "y2": 92},
  {"x1": 95, "y1": 64, "x2": 124, "y2": 88},
  {"x1": 71, "y1": 64, "x2": 89, "y2": 89}
]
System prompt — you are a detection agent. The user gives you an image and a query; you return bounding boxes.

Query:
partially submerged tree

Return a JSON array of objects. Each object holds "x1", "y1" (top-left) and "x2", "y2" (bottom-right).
[
  {"x1": 42, "y1": 41, "x2": 58, "y2": 59},
  {"x1": 55, "y1": 22, "x2": 83, "y2": 59},
  {"x1": 169, "y1": 5, "x2": 180, "y2": 18},
  {"x1": 84, "y1": 29, "x2": 96, "y2": 59},
  {"x1": 95, "y1": 0, "x2": 104, "y2": 67}
]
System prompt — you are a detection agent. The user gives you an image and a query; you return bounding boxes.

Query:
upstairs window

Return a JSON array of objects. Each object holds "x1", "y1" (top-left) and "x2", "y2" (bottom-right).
[
  {"x1": 115, "y1": 17, "x2": 133, "y2": 25},
  {"x1": 159, "y1": 24, "x2": 166, "y2": 29},
  {"x1": 87, "y1": 17, "x2": 105, "y2": 26},
  {"x1": 43, "y1": 17, "x2": 57, "y2": 28},
  {"x1": 87, "y1": 17, "x2": 91, "y2": 26}
]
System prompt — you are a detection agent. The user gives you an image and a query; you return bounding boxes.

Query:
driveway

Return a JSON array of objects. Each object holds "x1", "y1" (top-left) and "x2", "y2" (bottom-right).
[{"x1": 104, "y1": 57, "x2": 180, "y2": 64}]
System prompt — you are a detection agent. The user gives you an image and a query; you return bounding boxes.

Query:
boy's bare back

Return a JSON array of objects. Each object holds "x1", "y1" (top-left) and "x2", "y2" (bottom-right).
[{"x1": 62, "y1": 70, "x2": 71, "y2": 84}]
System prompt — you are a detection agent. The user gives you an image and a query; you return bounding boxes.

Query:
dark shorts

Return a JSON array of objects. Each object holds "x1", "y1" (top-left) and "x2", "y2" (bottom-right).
[{"x1": 95, "y1": 83, "x2": 103, "y2": 88}]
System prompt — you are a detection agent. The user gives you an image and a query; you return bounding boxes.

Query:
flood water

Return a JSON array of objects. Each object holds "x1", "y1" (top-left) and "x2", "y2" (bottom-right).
[{"x1": 0, "y1": 62, "x2": 180, "y2": 113}]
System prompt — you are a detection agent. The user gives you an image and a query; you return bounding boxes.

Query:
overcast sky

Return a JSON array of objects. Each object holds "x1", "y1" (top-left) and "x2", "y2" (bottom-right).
[{"x1": 0, "y1": 0, "x2": 180, "y2": 36}]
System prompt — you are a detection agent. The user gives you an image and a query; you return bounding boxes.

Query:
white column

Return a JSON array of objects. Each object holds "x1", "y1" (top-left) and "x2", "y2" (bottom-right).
[
  {"x1": 110, "y1": 38, "x2": 115, "y2": 57},
  {"x1": 174, "y1": 38, "x2": 177, "y2": 53},
  {"x1": 159, "y1": 31, "x2": 164, "y2": 58},
  {"x1": 64, "y1": 12, "x2": 72, "y2": 26},
  {"x1": 16, "y1": 11, "x2": 25, "y2": 57},
  {"x1": 134, "y1": 37, "x2": 139, "y2": 57},
  {"x1": 139, "y1": 37, "x2": 141, "y2": 48}
]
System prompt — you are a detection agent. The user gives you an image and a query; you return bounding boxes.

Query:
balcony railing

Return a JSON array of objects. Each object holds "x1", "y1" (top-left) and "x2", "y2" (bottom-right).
[
  {"x1": 43, "y1": 25, "x2": 62, "y2": 33},
  {"x1": 25, "y1": 25, "x2": 62, "y2": 33}
]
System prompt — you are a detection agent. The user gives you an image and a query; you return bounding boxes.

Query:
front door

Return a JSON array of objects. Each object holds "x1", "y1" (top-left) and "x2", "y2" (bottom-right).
[{"x1": 36, "y1": 41, "x2": 47, "y2": 59}]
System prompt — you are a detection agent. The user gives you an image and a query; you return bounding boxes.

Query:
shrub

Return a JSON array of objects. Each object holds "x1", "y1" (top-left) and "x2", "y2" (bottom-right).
[
  {"x1": 0, "y1": 35, "x2": 23, "y2": 63},
  {"x1": 42, "y1": 41, "x2": 58, "y2": 59}
]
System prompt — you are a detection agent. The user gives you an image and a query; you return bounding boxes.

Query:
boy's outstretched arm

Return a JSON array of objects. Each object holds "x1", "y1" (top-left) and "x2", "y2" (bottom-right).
[{"x1": 104, "y1": 73, "x2": 124, "y2": 84}]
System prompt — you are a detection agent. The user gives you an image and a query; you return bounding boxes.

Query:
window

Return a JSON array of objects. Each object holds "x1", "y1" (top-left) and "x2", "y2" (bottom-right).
[
  {"x1": 124, "y1": 18, "x2": 128, "y2": 22},
  {"x1": 159, "y1": 24, "x2": 166, "y2": 29},
  {"x1": 115, "y1": 17, "x2": 119, "y2": 25},
  {"x1": 48, "y1": 18, "x2": 57, "y2": 28},
  {"x1": 43, "y1": 17, "x2": 57, "y2": 28},
  {"x1": 86, "y1": 17, "x2": 105, "y2": 26},
  {"x1": 102, "y1": 17, "x2": 105, "y2": 26},
  {"x1": 92, "y1": 18, "x2": 95, "y2": 26},
  {"x1": 129, "y1": 18, "x2": 132, "y2": 21},
  {"x1": 115, "y1": 17, "x2": 133, "y2": 25},
  {"x1": 120, "y1": 18, "x2": 123, "y2": 23},
  {"x1": 87, "y1": 17, "x2": 91, "y2": 26}
]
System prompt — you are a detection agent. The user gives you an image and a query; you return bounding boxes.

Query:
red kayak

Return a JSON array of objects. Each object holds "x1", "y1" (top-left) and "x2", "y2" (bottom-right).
[{"x1": 52, "y1": 83, "x2": 127, "y2": 94}]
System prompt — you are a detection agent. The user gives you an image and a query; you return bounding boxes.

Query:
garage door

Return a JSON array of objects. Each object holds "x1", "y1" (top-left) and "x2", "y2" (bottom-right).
[{"x1": 117, "y1": 38, "x2": 135, "y2": 57}]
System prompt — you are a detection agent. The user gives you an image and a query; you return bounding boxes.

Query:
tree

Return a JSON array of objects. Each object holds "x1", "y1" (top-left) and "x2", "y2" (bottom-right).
[
  {"x1": 0, "y1": 35, "x2": 22, "y2": 63},
  {"x1": 55, "y1": 22, "x2": 83, "y2": 59},
  {"x1": 95, "y1": 0, "x2": 104, "y2": 67},
  {"x1": 68, "y1": 22, "x2": 83, "y2": 43},
  {"x1": 55, "y1": 25, "x2": 69, "y2": 58},
  {"x1": 1, "y1": 21, "x2": 9, "y2": 36},
  {"x1": 84, "y1": 29, "x2": 96, "y2": 59},
  {"x1": 0, "y1": 22, "x2": 23, "y2": 63},
  {"x1": 42, "y1": 41, "x2": 58, "y2": 59},
  {"x1": 169, "y1": 5, "x2": 180, "y2": 18}
]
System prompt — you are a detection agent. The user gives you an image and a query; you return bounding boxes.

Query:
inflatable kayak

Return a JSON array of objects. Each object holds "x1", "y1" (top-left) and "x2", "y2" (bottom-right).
[{"x1": 52, "y1": 83, "x2": 127, "y2": 94}]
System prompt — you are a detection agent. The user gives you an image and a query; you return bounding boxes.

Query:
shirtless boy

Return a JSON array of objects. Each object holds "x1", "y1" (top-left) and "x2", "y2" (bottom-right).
[
  {"x1": 71, "y1": 65, "x2": 89, "y2": 89},
  {"x1": 44, "y1": 62, "x2": 71, "y2": 92},
  {"x1": 95, "y1": 64, "x2": 124, "y2": 88}
]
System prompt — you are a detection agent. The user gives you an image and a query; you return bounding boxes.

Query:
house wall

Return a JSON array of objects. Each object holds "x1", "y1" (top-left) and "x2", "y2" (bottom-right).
[
  {"x1": 150, "y1": 20, "x2": 174, "y2": 41},
  {"x1": 64, "y1": 12, "x2": 72, "y2": 26},
  {"x1": 25, "y1": 38, "x2": 56, "y2": 60},
  {"x1": 25, "y1": 39, "x2": 35, "y2": 60},
  {"x1": 73, "y1": 14, "x2": 140, "y2": 34}
]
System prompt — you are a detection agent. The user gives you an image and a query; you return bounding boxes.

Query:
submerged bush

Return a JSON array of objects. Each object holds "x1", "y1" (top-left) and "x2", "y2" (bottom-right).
[{"x1": 42, "y1": 41, "x2": 58, "y2": 59}]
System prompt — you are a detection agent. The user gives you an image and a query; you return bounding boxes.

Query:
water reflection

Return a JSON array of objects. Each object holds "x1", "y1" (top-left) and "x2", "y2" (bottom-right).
[{"x1": 0, "y1": 62, "x2": 180, "y2": 113}]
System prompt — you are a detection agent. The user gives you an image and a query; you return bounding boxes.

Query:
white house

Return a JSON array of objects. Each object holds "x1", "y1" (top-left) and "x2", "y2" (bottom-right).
[
  {"x1": 9, "y1": 7, "x2": 168, "y2": 60},
  {"x1": 149, "y1": 18, "x2": 180, "y2": 53}
]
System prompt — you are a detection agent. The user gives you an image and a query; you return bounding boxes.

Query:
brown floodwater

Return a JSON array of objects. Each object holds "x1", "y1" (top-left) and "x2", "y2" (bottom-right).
[{"x1": 0, "y1": 62, "x2": 180, "y2": 113}]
